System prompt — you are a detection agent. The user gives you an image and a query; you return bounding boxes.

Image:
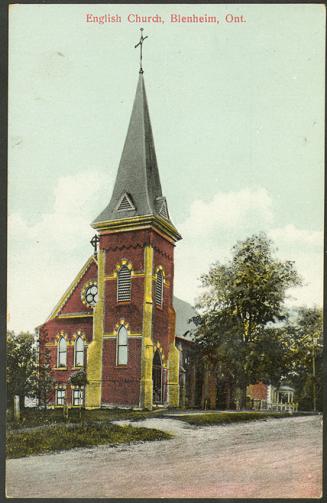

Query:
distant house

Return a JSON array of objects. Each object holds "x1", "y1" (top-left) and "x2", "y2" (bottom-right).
[{"x1": 247, "y1": 382, "x2": 297, "y2": 412}]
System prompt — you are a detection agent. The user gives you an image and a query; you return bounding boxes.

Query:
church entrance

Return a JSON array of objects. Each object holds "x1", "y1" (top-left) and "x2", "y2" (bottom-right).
[{"x1": 152, "y1": 349, "x2": 163, "y2": 405}]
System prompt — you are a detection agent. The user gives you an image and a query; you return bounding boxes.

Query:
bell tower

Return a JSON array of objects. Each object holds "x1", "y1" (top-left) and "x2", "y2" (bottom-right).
[{"x1": 85, "y1": 44, "x2": 182, "y2": 410}]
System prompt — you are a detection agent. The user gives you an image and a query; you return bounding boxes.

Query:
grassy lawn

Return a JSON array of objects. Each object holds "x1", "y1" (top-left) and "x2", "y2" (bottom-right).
[
  {"x1": 7, "y1": 407, "x2": 167, "y2": 430},
  {"x1": 6, "y1": 422, "x2": 172, "y2": 459},
  {"x1": 173, "y1": 411, "x2": 293, "y2": 426}
]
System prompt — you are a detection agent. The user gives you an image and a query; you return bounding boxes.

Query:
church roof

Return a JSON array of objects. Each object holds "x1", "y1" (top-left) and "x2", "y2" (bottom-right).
[
  {"x1": 93, "y1": 74, "x2": 176, "y2": 230},
  {"x1": 173, "y1": 296, "x2": 198, "y2": 342}
]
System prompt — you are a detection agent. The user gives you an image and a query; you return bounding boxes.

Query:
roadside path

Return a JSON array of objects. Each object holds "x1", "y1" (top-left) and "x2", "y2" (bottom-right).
[{"x1": 6, "y1": 415, "x2": 322, "y2": 498}]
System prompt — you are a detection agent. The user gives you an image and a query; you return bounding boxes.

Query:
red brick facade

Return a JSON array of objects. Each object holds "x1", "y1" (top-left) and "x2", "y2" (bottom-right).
[
  {"x1": 247, "y1": 382, "x2": 268, "y2": 401},
  {"x1": 39, "y1": 227, "x2": 177, "y2": 408}
]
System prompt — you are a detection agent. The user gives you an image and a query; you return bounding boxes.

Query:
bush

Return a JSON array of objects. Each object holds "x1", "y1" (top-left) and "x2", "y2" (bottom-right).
[
  {"x1": 6, "y1": 422, "x2": 172, "y2": 458},
  {"x1": 175, "y1": 411, "x2": 293, "y2": 426}
]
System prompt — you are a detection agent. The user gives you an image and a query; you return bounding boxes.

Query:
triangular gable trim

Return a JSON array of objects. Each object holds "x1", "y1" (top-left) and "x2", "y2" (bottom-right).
[
  {"x1": 115, "y1": 192, "x2": 135, "y2": 212},
  {"x1": 47, "y1": 255, "x2": 97, "y2": 321}
]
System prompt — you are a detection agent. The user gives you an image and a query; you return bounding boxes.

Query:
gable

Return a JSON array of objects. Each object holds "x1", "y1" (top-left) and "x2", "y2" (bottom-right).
[
  {"x1": 116, "y1": 192, "x2": 135, "y2": 212},
  {"x1": 47, "y1": 256, "x2": 98, "y2": 320},
  {"x1": 159, "y1": 200, "x2": 169, "y2": 220}
]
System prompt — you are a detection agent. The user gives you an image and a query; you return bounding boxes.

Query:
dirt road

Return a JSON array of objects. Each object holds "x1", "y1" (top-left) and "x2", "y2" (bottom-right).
[{"x1": 6, "y1": 415, "x2": 322, "y2": 498}]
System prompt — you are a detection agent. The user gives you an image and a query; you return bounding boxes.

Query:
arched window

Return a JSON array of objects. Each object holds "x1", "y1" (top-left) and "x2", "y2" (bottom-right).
[
  {"x1": 74, "y1": 337, "x2": 84, "y2": 367},
  {"x1": 155, "y1": 270, "x2": 164, "y2": 307},
  {"x1": 117, "y1": 325, "x2": 128, "y2": 365},
  {"x1": 117, "y1": 265, "x2": 131, "y2": 302},
  {"x1": 58, "y1": 337, "x2": 67, "y2": 368}
]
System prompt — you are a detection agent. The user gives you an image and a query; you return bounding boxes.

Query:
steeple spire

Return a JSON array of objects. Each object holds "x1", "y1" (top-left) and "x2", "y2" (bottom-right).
[{"x1": 92, "y1": 69, "x2": 181, "y2": 242}]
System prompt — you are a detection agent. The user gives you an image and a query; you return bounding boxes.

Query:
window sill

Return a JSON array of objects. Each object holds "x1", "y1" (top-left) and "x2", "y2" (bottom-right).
[
  {"x1": 53, "y1": 367, "x2": 68, "y2": 371},
  {"x1": 116, "y1": 302, "x2": 131, "y2": 306},
  {"x1": 72, "y1": 366, "x2": 84, "y2": 370},
  {"x1": 115, "y1": 365, "x2": 129, "y2": 369}
]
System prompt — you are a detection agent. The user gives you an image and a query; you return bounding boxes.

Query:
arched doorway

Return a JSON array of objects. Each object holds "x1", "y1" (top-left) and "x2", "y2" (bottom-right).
[{"x1": 152, "y1": 349, "x2": 163, "y2": 405}]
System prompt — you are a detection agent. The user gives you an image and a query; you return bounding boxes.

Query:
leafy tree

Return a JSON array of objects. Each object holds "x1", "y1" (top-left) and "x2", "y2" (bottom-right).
[
  {"x1": 287, "y1": 306, "x2": 323, "y2": 411},
  {"x1": 69, "y1": 369, "x2": 89, "y2": 421},
  {"x1": 7, "y1": 331, "x2": 55, "y2": 412},
  {"x1": 33, "y1": 347, "x2": 55, "y2": 410},
  {"x1": 196, "y1": 233, "x2": 302, "y2": 407},
  {"x1": 6, "y1": 331, "x2": 37, "y2": 409}
]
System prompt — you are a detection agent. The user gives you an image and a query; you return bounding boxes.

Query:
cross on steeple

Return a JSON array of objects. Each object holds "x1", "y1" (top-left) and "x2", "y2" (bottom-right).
[
  {"x1": 90, "y1": 234, "x2": 100, "y2": 257},
  {"x1": 134, "y1": 28, "x2": 148, "y2": 74}
]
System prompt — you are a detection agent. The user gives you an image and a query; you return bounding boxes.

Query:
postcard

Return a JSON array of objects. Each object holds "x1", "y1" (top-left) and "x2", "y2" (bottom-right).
[{"x1": 7, "y1": 3, "x2": 324, "y2": 499}]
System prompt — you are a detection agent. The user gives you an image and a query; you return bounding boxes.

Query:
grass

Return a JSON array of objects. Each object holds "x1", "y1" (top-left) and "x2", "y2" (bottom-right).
[
  {"x1": 7, "y1": 407, "x2": 167, "y2": 430},
  {"x1": 174, "y1": 411, "x2": 293, "y2": 426},
  {"x1": 6, "y1": 422, "x2": 172, "y2": 459}
]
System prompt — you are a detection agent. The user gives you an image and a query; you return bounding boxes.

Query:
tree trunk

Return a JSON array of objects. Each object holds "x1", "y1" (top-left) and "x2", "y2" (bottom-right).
[
  {"x1": 226, "y1": 383, "x2": 231, "y2": 409},
  {"x1": 240, "y1": 385, "x2": 247, "y2": 409},
  {"x1": 19, "y1": 394, "x2": 25, "y2": 410}
]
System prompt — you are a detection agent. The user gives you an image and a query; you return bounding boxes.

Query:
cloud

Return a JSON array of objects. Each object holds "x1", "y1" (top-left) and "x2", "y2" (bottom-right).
[
  {"x1": 8, "y1": 171, "x2": 110, "y2": 332},
  {"x1": 7, "y1": 183, "x2": 323, "y2": 333},
  {"x1": 268, "y1": 224, "x2": 322, "y2": 249},
  {"x1": 179, "y1": 187, "x2": 273, "y2": 239},
  {"x1": 174, "y1": 188, "x2": 323, "y2": 309}
]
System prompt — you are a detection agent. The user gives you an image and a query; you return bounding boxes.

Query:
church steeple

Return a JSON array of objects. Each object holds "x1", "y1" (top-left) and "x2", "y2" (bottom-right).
[{"x1": 92, "y1": 72, "x2": 181, "y2": 242}]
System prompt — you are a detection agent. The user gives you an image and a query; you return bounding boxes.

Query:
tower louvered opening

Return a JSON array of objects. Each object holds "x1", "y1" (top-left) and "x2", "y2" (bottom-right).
[
  {"x1": 159, "y1": 201, "x2": 169, "y2": 219},
  {"x1": 117, "y1": 265, "x2": 131, "y2": 302},
  {"x1": 155, "y1": 270, "x2": 164, "y2": 307},
  {"x1": 117, "y1": 193, "x2": 135, "y2": 211}
]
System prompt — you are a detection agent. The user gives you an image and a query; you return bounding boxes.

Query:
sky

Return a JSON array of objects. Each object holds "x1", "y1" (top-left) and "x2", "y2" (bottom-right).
[{"x1": 8, "y1": 4, "x2": 325, "y2": 333}]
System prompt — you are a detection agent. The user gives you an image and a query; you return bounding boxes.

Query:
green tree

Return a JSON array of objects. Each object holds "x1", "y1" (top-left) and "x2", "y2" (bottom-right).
[
  {"x1": 69, "y1": 369, "x2": 89, "y2": 421},
  {"x1": 196, "y1": 233, "x2": 302, "y2": 407},
  {"x1": 33, "y1": 347, "x2": 55, "y2": 410},
  {"x1": 288, "y1": 306, "x2": 323, "y2": 411},
  {"x1": 6, "y1": 331, "x2": 37, "y2": 409}
]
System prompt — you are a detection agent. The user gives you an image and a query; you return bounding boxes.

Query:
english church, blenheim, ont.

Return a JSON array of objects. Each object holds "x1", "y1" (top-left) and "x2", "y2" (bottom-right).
[{"x1": 38, "y1": 44, "x2": 202, "y2": 410}]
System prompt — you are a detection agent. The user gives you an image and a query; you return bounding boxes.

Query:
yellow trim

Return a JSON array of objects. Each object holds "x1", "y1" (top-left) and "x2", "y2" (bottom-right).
[
  {"x1": 55, "y1": 331, "x2": 68, "y2": 342},
  {"x1": 85, "y1": 249, "x2": 105, "y2": 409},
  {"x1": 153, "y1": 341, "x2": 167, "y2": 367},
  {"x1": 105, "y1": 271, "x2": 144, "y2": 281},
  {"x1": 53, "y1": 367, "x2": 68, "y2": 371},
  {"x1": 58, "y1": 313, "x2": 93, "y2": 319},
  {"x1": 139, "y1": 245, "x2": 154, "y2": 410},
  {"x1": 104, "y1": 274, "x2": 116, "y2": 281},
  {"x1": 47, "y1": 256, "x2": 97, "y2": 320},
  {"x1": 168, "y1": 342, "x2": 180, "y2": 407},
  {"x1": 115, "y1": 259, "x2": 133, "y2": 272},
  {"x1": 103, "y1": 332, "x2": 142, "y2": 338},
  {"x1": 71, "y1": 330, "x2": 87, "y2": 341},
  {"x1": 93, "y1": 214, "x2": 182, "y2": 243}
]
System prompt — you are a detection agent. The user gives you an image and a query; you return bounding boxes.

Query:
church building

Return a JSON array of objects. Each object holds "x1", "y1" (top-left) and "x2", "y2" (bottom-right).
[{"x1": 38, "y1": 49, "x2": 198, "y2": 410}]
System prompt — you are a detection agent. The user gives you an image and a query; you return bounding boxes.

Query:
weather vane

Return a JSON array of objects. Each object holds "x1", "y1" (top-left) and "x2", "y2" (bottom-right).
[{"x1": 134, "y1": 28, "x2": 148, "y2": 74}]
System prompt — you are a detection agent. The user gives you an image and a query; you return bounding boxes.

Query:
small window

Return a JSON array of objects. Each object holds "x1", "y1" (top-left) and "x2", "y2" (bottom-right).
[
  {"x1": 58, "y1": 337, "x2": 67, "y2": 367},
  {"x1": 56, "y1": 388, "x2": 65, "y2": 406},
  {"x1": 155, "y1": 270, "x2": 164, "y2": 307},
  {"x1": 73, "y1": 387, "x2": 84, "y2": 406},
  {"x1": 117, "y1": 265, "x2": 131, "y2": 302},
  {"x1": 117, "y1": 325, "x2": 128, "y2": 365},
  {"x1": 74, "y1": 337, "x2": 84, "y2": 367}
]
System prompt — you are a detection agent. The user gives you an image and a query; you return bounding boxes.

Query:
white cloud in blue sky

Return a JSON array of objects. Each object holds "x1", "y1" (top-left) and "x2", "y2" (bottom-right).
[{"x1": 8, "y1": 174, "x2": 323, "y2": 332}]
